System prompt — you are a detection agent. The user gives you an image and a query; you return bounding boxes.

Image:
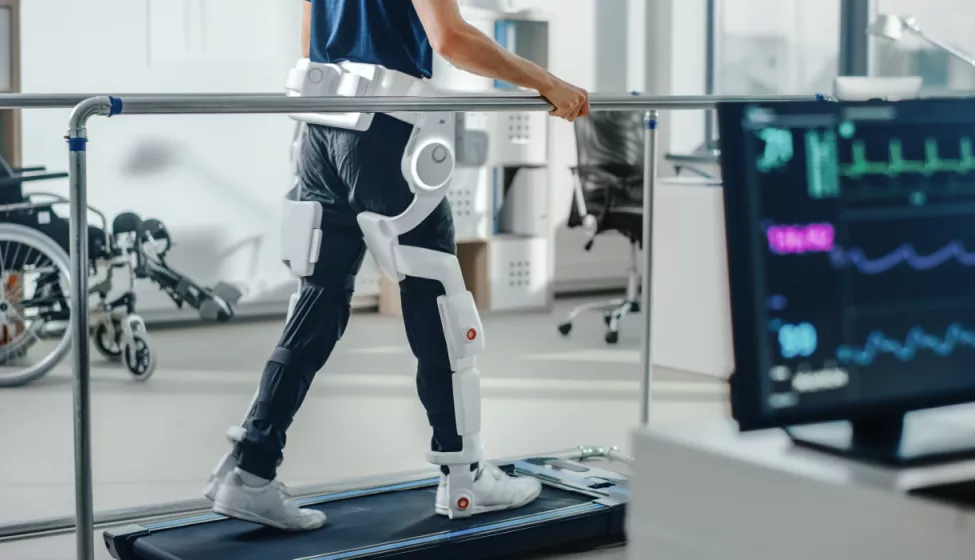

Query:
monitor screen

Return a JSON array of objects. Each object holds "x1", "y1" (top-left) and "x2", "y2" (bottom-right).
[{"x1": 718, "y1": 98, "x2": 975, "y2": 431}]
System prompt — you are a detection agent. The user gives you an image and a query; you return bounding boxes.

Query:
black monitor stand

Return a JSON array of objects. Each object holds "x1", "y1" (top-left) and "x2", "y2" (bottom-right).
[{"x1": 784, "y1": 411, "x2": 975, "y2": 467}]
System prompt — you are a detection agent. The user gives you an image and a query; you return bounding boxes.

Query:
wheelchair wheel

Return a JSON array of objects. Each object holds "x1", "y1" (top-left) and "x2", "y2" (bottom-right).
[
  {"x1": 0, "y1": 223, "x2": 73, "y2": 387},
  {"x1": 94, "y1": 321, "x2": 122, "y2": 361},
  {"x1": 123, "y1": 332, "x2": 156, "y2": 382}
]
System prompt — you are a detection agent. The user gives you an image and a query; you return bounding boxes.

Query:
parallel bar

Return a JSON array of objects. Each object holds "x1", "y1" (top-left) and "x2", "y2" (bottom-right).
[
  {"x1": 0, "y1": 92, "x2": 814, "y2": 112},
  {"x1": 0, "y1": 92, "x2": 282, "y2": 108},
  {"x1": 0, "y1": 92, "x2": 816, "y2": 116},
  {"x1": 112, "y1": 93, "x2": 813, "y2": 114},
  {"x1": 640, "y1": 111, "x2": 658, "y2": 426}
]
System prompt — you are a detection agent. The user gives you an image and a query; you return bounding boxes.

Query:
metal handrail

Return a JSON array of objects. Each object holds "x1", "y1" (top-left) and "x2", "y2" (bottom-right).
[
  {"x1": 0, "y1": 92, "x2": 284, "y2": 108},
  {"x1": 0, "y1": 92, "x2": 812, "y2": 110},
  {"x1": 0, "y1": 91, "x2": 815, "y2": 559}
]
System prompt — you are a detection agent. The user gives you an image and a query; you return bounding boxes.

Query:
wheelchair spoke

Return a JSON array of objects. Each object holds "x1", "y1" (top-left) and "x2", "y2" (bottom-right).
[{"x1": 8, "y1": 240, "x2": 22, "y2": 272}]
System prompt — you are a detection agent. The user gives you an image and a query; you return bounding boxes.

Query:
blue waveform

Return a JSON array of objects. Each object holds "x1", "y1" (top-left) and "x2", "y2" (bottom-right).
[
  {"x1": 831, "y1": 241, "x2": 975, "y2": 274},
  {"x1": 836, "y1": 323, "x2": 975, "y2": 366}
]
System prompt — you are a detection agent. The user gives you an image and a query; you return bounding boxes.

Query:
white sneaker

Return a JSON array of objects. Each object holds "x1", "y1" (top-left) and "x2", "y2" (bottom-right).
[
  {"x1": 212, "y1": 472, "x2": 326, "y2": 531},
  {"x1": 435, "y1": 463, "x2": 542, "y2": 517}
]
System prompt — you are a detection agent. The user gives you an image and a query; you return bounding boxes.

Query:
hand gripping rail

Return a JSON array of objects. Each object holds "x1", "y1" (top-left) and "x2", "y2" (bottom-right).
[{"x1": 0, "y1": 89, "x2": 814, "y2": 560}]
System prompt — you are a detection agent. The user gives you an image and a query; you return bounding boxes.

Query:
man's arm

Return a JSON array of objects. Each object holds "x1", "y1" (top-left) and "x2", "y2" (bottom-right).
[
  {"x1": 302, "y1": 0, "x2": 312, "y2": 58},
  {"x1": 412, "y1": 0, "x2": 589, "y2": 121}
]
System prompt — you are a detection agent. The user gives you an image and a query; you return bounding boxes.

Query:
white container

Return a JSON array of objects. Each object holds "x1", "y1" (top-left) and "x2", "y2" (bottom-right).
[
  {"x1": 449, "y1": 166, "x2": 492, "y2": 241},
  {"x1": 498, "y1": 167, "x2": 548, "y2": 236},
  {"x1": 489, "y1": 112, "x2": 548, "y2": 166},
  {"x1": 489, "y1": 235, "x2": 548, "y2": 311}
]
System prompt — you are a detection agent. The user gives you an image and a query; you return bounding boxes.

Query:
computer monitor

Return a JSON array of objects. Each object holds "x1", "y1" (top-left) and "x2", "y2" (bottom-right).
[
  {"x1": 833, "y1": 76, "x2": 923, "y2": 101},
  {"x1": 717, "y1": 97, "x2": 975, "y2": 466}
]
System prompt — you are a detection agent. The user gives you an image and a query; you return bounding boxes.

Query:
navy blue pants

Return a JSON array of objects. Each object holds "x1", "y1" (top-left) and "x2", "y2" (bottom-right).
[{"x1": 235, "y1": 116, "x2": 465, "y2": 480}]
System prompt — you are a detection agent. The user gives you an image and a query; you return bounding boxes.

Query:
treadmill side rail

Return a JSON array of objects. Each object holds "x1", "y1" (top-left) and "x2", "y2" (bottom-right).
[{"x1": 104, "y1": 524, "x2": 151, "y2": 560}]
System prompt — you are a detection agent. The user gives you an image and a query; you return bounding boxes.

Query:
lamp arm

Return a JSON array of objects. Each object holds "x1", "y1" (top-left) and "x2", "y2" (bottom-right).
[{"x1": 912, "y1": 28, "x2": 975, "y2": 68}]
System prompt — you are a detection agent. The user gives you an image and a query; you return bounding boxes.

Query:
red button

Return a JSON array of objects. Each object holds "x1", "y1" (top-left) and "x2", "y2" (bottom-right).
[
  {"x1": 466, "y1": 328, "x2": 477, "y2": 341},
  {"x1": 457, "y1": 497, "x2": 470, "y2": 509}
]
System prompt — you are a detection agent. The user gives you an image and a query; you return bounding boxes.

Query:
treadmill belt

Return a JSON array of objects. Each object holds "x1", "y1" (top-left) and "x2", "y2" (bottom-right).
[{"x1": 132, "y1": 480, "x2": 599, "y2": 560}]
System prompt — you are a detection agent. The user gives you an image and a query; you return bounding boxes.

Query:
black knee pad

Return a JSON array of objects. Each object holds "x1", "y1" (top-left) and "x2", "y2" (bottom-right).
[{"x1": 267, "y1": 347, "x2": 319, "y2": 387}]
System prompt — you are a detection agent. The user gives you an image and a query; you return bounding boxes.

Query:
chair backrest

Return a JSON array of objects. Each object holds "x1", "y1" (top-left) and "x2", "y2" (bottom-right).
[
  {"x1": 574, "y1": 111, "x2": 646, "y2": 172},
  {"x1": 572, "y1": 111, "x2": 646, "y2": 217}
]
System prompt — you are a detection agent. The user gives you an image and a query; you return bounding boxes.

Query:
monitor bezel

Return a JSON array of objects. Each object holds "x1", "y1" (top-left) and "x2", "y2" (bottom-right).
[{"x1": 718, "y1": 98, "x2": 975, "y2": 432}]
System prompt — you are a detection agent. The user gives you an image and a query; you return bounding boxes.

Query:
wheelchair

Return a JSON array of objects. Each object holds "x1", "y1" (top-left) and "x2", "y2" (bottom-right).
[{"x1": 0, "y1": 157, "x2": 242, "y2": 387}]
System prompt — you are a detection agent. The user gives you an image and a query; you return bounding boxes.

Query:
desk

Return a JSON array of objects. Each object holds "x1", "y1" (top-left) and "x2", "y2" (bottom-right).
[{"x1": 627, "y1": 419, "x2": 975, "y2": 560}]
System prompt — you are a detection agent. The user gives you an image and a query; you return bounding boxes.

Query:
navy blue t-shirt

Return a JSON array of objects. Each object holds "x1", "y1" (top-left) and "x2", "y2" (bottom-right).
[{"x1": 306, "y1": 0, "x2": 433, "y2": 79}]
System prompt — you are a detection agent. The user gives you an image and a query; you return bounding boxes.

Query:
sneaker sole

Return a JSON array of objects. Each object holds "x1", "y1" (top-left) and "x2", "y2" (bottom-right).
[
  {"x1": 212, "y1": 503, "x2": 326, "y2": 532},
  {"x1": 434, "y1": 484, "x2": 543, "y2": 517}
]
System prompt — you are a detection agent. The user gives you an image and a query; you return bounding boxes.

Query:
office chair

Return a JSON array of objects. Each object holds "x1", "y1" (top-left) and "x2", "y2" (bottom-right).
[{"x1": 558, "y1": 110, "x2": 645, "y2": 344}]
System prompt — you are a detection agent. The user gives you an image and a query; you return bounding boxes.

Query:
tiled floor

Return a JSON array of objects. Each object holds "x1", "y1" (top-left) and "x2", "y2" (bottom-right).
[{"x1": 0, "y1": 297, "x2": 728, "y2": 559}]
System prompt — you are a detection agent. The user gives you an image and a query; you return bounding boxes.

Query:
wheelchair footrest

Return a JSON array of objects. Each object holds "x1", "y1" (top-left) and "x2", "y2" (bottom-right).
[
  {"x1": 211, "y1": 282, "x2": 242, "y2": 306},
  {"x1": 198, "y1": 282, "x2": 241, "y2": 322}
]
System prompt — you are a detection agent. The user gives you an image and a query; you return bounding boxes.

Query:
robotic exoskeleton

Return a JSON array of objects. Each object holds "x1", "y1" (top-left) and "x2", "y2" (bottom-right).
[{"x1": 206, "y1": 60, "x2": 485, "y2": 519}]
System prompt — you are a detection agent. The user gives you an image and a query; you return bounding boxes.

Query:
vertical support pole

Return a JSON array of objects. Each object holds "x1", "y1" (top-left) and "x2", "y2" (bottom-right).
[
  {"x1": 704, "y1": 0, "x2": 718, "y2": 151},
  {"x1": 67, "y1": 123, "x2": 94, "y2": 560},
  {"x1": 639, "y1": 110, "x2": 658, "y2": 426},
  {"x1": 839, "y1": 0, "x2": 871, "y2": 77}
]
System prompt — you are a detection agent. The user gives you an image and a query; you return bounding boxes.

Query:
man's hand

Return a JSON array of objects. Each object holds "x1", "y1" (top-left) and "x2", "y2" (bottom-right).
[{"x1": 539, "y1": 76, "x2": 590, "y2": 122}]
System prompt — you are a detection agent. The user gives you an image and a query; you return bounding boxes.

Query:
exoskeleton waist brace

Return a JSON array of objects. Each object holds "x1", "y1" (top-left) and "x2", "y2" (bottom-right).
[{"x1": 280, "y1": 59, "x2": 455, "y2": 280}]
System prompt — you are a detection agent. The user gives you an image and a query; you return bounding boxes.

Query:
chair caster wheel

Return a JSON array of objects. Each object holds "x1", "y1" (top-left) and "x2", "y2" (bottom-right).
[
  {"x1": 605, "y1": 331, "x2": 619, "y2": 344},
  {"x1": 631, "y1": 302, "x2": 641, "y2": 313},
  {"x1": 558, "y1": 323, "x2": 572, "y2": 335},
  {"x1": 603, "y1": 313, "x2": 612, "y2": 326}
]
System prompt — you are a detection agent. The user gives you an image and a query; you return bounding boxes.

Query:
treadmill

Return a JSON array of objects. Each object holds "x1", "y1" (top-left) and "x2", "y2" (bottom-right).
[{"x1": 105, "y1": 448, "x2": 629, "y2": 560}]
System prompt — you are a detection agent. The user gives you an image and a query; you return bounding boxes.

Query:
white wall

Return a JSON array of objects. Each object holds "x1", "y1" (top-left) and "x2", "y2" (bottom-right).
[
  {"x1": 21, "y1": 0, "x2": 303, "y2": 313},
  {"x1": 638, "y1": 0, "x2": 709, "y2": 155},
  {"x1": 544, "y1": 0, "x2": 634, "y2": 290}
]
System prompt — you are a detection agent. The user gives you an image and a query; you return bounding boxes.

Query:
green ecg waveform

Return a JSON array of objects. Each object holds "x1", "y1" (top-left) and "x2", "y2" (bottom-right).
[
  {"x1": 755, "y1": 125, "x2": 975, "y2": 201},
  {"x1": 806, "y1": 130, "x2": 839, "y2": 199},
  {"x1": 842, "y1": 137, "x2": 975, "y2": 177}
]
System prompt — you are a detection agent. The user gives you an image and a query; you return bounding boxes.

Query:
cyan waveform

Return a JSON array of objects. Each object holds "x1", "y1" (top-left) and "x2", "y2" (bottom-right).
[
  {"x1": 836, "y1": 323, "x2": 975, "y2": 366},
  {"x1": 779, "y1": 322, "x2": 818, "y2": 359},
  {"x1": 831, "y1": 241, "x2": 975, "y2": 274}
]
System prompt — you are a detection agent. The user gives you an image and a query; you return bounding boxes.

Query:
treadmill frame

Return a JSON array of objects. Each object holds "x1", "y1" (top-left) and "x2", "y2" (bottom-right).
[{"x1": 104, "y1": 453, "x2": 629, "y2": 560}]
